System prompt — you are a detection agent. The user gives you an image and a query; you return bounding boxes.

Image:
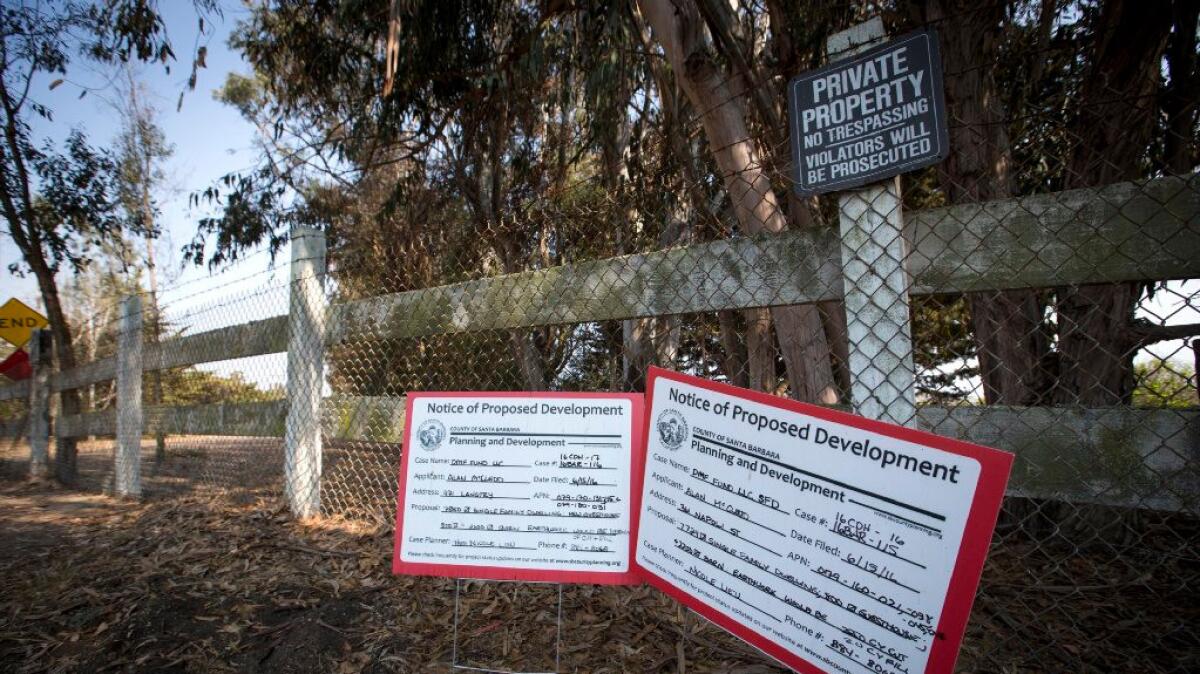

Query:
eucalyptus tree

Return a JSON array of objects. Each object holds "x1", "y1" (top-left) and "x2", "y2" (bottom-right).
[
  {"x1": 0, "y1": 0, "x2": 216, "y2": 482},
  {"x1": 115, "y1": 73, "x2": 173, "y2": 460},
  {"x1": 197, "y1": 1, "x2": 679, "y2": 392},
  {"x1": 195, "y1": 0, "x2": 848, "y2": 397},
  {"x1": 635, "y1": 0, "x2": 850, "y2": 400},
  {"x1": 198, "y1": 0, "x2": 1196, "y2": 405},
  {"x1": 1053, "y1": 0, "x2": 1186, "y2": 405}
]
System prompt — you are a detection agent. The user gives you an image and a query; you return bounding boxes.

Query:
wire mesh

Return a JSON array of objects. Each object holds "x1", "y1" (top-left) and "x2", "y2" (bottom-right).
[
  {"x1": 3, "y1": 3, "x2": 1196, "y2": 672},
  {"x1": 0, "y1": 398, "x2": 29, "y2": 480}
]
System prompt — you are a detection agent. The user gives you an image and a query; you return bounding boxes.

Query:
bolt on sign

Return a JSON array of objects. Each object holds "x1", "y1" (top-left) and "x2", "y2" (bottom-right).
[
  {"x1": 635, "y1": 367, "x2": 1012, "y2": 674},
  {"x1": 0, "y1": 298, "x2": 49, "y2": 349},
  {"x1": 788, "y1": 29, "x2": 949, "y2": 195}
]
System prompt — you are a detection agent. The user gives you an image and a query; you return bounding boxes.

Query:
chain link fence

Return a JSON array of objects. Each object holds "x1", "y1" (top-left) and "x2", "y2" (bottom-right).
[{"x1": 0, "y1": 3, "x2": 1197, "y2": 672}]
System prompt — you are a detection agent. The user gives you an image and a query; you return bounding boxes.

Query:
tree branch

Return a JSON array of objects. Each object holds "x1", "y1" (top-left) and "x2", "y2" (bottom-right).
[{"x1": 1132, "y1": 322, "x2": 1200, "y2": 347}]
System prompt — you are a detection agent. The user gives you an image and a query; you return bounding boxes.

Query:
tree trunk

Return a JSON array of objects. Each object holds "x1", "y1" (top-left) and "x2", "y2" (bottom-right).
[
  {"x1": 762, "y1": 0, "x2": 851, "y2": 399},
  {"x1": 1163, "y1": 1, "x2": 1199, "y2": 174},
  {"x1": 917, "y1": 0, "x2": 1051, "y2": 405},
  {"x1": 717, "y1": 310, "x2": 749, "y2": 387},
  {"x1": 494, "y1": 231, "x2": 549, "y2": 391},
  {"x1": 700, "y1": 0, "x2": 844, "y2": 402},
  {"x1": 1055, "y1": 0, "x2": 1172, "y2": 405},
  {"x1": 145, "y1": 234, "x2": 166, "y2": 463},
  {"x1": 641, "y1": 38, "x2": 747, "y2": 390},
  {"x1": 654, "y1": 314, "x2": 681, "y2": 365},
  {"x1": 464, "y1": 97, "x2": 550, "y2": 392},
  {"x1": 599, "y1": 76, "x2": 657, "y2": 392},
  {"x1": 743, "y1": 307, "x2": 775, "y2": 392},
  {"x1": 637, "y1": 0, "x2": 835, "y2": 398},
  {"x1": 510, "y1": 331, "x2": 547, "y2": 390},
  {"x1": 622, "y1": 319, "x2": 655, "y2": 390},
  {"x1": 26, "y1": 254, "x2": 80, "y2": 483}
]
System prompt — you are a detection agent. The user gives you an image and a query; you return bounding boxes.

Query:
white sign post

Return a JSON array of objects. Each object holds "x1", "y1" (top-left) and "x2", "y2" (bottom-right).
[
  {"x1": 635, "y1": 367, "x2": 1012, "y2": 674},
  {"x1": 394, "y1": 392, "x2": 643, "y2": 585}
]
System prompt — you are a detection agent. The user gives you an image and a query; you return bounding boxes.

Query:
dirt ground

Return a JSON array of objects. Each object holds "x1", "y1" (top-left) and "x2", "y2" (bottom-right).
[
  {"x1": 0, "y1": 478, "x2": 789, "y2": 674},
  {"x1": 1, "y1": 476, "x2": 1197, "y2": 673}
]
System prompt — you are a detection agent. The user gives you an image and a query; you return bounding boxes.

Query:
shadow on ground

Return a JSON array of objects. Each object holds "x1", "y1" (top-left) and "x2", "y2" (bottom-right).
[{"x1": 0, "y1": 477, "x2": 1196, "y2": 673}]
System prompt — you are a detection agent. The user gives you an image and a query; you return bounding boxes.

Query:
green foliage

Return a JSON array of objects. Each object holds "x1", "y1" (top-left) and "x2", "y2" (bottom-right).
[
  {"x1": 193, "y1": 0, "x2": 685, "y2": 392},
  {"x1": 2, "y1": 1, "x2": 216, "y2": 278},
  {"x1": 157, "y1": 369, "x2": 281, "y2": 407},
  {"x1": 0, "y1": 398, "x2": 26, "y2": 422},
  {"x1": 114, "y1": 85, "x2": 173, "y2": 236},
  {"x1": 189, "y1": 0, "x2": 1195, "y2": 402},
  {"x1": 5, "y1": 127, "x2": 124, "y2": 277},
  {"x1": 910, "y1": 295, "x2": 978, "y2": 402},
  {"x1": 1132, "y1": 359, "x2": 1198, "y2": 409}
]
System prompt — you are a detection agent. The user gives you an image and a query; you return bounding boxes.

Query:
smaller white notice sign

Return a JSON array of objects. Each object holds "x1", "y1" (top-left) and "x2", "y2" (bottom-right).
[
  {"x1": 635, "y1": 367, "x2": 1012, "y2": 674},
  {"x1": 393, "y1": 392, "x2": 643, "y2": 585}
]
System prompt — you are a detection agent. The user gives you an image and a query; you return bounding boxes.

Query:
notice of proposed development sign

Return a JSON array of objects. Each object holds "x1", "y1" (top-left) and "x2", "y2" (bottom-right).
[
  {"x1": 635, "y1": 367, "x2": 1012, "y2": 674},
  {"x1": 788, "y1": 30, "x2": 948, "y2": 195},
  {"x1": 393, "y1": 392, "x2": 643, "y2": 585}
]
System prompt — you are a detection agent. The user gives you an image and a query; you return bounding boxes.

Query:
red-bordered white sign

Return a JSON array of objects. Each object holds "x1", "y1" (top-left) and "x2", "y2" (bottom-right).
[
  {"x1": 634, "y1": 367, "x2": 1012, "y2": 674},
  {"x1": 393, "y1": 391, "x2": 644, "y2": 585}
]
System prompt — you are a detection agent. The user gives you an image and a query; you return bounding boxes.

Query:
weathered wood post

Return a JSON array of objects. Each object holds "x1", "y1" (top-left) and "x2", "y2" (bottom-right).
[
  {"x1": 115, "y1": 294, "x2": 144, "y2": 497},
  {"x1": 284, "y1": 226, "x2": 327, "y2": 518},
  {"x1": 829, "y1": 18, "x2": 918, "y2": 426},
  {"x1": 27, "y1": 329, "x2": 50, "y2": 478}
]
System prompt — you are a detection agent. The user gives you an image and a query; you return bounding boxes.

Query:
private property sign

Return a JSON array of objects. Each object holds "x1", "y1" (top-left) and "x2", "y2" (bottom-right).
[{"x1": 788, "y1": 30, "x2": 948, "y2": 195}]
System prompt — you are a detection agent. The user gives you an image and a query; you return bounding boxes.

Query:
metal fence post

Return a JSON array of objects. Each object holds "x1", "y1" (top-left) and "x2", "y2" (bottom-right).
[
  {"x1": 285, "y1": 226, "x2": 326, "y2": 518},
  {"x1": 28, "y1": 329, "x2": 50, "y2": 478},
  {"x1": 115, "y1": 294, "x2": 143, "y2": 497},
  {"x1": 829, "y1": 18, "x2": 918, "y2": 426}
]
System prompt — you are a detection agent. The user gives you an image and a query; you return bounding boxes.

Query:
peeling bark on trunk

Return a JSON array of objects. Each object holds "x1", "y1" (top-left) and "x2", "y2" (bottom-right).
[
  {"x1": 637, "y1": 0, "x2": 835, "y2": 398},
  {"x1": 30, "y1": 258, "x2": 80, "y2": 483},
  {"x1": 742, "y1": 307, "x2": 774, "y2": 392},
  {"x1": 820, "y1": 301, "x2": 851, "y2": 397},
  {"x1": 622, "y1": 318, "x2": 655, "y2": 390},
  {"x1": 969, "y1": 292, "x2": 1051, "y2": 403},
  {"x1": 655, "y1": 314, "x2": 681, "y2": 364},
  {"x1": 1164, "y1": 1, "x2": 1199, "y2": 174},
  {"x1": 919, "y1": 0, "x2": 1051, "y2": 405},
  {"x1": 717, "y1": 310, "x2": 749, "y2": 387},
  {"x1": 1056, "y1": 0, "x2": 1172, "y2": 405},
  {"x1": 511, "y1": 330, "x2": 548, "y2": 390},
  {"x1": 772, "y1": 304, "x2": 833, "y2": 401}
]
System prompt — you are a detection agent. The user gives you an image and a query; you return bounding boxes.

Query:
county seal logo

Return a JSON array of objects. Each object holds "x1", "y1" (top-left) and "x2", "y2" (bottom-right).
[
  {"x1": 656, "y1": 409, "x2": 688, "y2": 450},
  {"x1": 416, "y1": 419, "x2": 446, "y2": 451}
]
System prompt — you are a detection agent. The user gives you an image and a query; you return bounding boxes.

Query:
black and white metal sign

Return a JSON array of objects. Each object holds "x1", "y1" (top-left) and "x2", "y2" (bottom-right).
[{"x1": 788, "y1": 30, "x2": 948, "y2": 196}]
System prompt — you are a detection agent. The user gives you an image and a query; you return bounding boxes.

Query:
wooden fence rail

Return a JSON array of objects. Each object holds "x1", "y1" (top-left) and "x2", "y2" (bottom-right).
[
  {"x1": 0, "y1": 175, "x2": 1196, "y2": 513},
  {"x1": 32, "y1": 396, "x2": 1196, "y2": 513},
  {"x1": 1, "y1": 174, "x2": 1194, "y2": 399}
]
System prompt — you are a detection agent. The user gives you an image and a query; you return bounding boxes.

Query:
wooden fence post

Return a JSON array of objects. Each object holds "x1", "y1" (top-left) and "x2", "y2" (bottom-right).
[
  {"x1": 284, "y1": 226, "x2": 327, "y2": 518},
  {"x1": 28, "y1": 329, "x2": 50, "y2": 478},
  {"x1": 115, "y1": 294, "x2": 143, "y2": 498},
  {"x1": 829, "y1": 18, "x2": 918, "y2": 426}
]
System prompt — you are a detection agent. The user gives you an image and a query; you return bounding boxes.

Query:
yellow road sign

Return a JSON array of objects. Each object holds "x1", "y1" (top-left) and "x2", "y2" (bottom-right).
[{"x1": 0, "y1": 298, "x2": 49, "y2": 349}]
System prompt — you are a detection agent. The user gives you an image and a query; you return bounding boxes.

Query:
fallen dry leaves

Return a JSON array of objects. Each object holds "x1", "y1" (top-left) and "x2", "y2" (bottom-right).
[
  {"x1": 0, "y1": 479, "x2": 1196, "y2": 673},
  {"x1": 0, "y1": 480, "x2": 787, "y2": 673}
]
